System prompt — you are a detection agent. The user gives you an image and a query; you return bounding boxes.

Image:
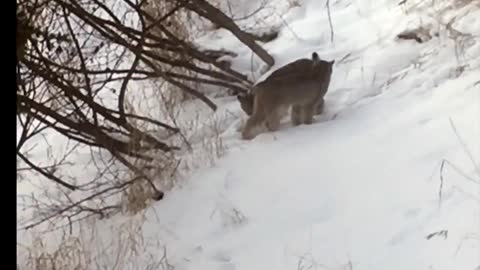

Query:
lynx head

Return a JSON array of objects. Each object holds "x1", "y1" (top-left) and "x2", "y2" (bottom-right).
[
  {"x1": 237, "y1": 92, "x2": 254, "y2": 116},
  {"x1": 310, "y1": 52, "x2": 335, "y2": 79},
  {"x1": 312, "y1": 52, "x2": 335, "y2": 66}
]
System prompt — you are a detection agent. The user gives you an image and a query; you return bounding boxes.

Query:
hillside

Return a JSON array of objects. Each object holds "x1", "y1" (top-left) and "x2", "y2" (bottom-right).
[{"x1": 17, "y1": 0, "x2": 480, "y2": 269}]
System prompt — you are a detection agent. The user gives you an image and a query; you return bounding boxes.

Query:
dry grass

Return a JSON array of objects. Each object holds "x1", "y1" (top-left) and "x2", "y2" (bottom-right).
[
  {"x1": 117, "y1": 95, "x2": 179, "y2": 214},
  {"x1": 18, "y1": 215, "x2": 173, "y2": 270},
  {"x1": 20, "y1": 235, "x2": 88, "y2": 270},
  {"x1": 175, "y1": 110, "x2": 230, "y2": 177},
  {"x1": 121, "y1": 180, "x2": 151, "y2": 214},
  {"x1": 210, "y1": 198, "x2": 247, "y2": 228}
]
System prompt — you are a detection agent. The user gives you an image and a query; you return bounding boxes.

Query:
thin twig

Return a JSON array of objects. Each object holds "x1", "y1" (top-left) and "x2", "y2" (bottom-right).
[
  {"x1": 21, "y1": 176, "x2": 143, "y2": 230},
  {"x1": 326, "y1": 0, "x2": 334, "y2": 43},
  {"x1": 449, "y1": 118, "x2": 480, "y2": 176},
  {"x1": 439, "y1": 159, "x2": 445, "y2": 207}
]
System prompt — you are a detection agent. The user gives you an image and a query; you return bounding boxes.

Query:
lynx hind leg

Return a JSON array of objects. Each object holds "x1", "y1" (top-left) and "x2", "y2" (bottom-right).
[
  {"x1": 315, "y1": 98, "x2": 325, "y2": 115},
  {"x1": 265, "y1": 107, "x2": 283, "y2": 131},
  {"x1": 301, "y1": 103, "x2": 316, "y2": 125},
  {"x1": 291, "y1": 105, "x2": 303, "y2": 126},
  {"x1": 265, "y1": 119, "x2": 274, "y2": 131}
]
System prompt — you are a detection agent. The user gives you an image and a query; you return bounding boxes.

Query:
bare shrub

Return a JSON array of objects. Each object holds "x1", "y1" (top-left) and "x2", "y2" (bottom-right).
[
  {"x1": 17, "y1": 0, "x2": 271, "y2": 230},
  {"x1": 16, "y1": 0, "x2": 276, "y2": 267}
]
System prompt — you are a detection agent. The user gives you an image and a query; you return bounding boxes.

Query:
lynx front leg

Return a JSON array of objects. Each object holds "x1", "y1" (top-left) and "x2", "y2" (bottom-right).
[
  {"x1": 315, "y1": 98, "x2": 325, "y2": 115},
  {"x1": 301, "y1": 103, "x2": 316, "y2": 125},
  {"x1": 291, "y1": 105, "x2": 303, "y2": 126},
  {"x1": 265, "y1": 108, "x2": 283, "y2": 132}
]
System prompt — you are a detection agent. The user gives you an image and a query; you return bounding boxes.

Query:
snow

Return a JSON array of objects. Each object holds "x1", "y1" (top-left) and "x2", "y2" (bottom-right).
[{"x1": 17, "y1": 0, "x2": 480, "y2": 269}]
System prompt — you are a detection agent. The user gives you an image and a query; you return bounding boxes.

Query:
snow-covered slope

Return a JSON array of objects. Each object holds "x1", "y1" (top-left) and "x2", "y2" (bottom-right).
[{"x1": 17, "y1": 0, "x2": 480, "y2": 269}]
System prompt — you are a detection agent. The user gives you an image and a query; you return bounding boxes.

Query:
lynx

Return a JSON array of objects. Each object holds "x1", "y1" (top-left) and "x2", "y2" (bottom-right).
[
  {"x1": 241, "y1": 52, "x2": 334, "y2": 140},
  {"x1": 237, "y1": 54, "x2": 331, "y2": 116}
]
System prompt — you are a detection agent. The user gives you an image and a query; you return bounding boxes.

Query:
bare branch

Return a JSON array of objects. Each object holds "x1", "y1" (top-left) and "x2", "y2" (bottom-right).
[{"x1": 17, "y1": 152, "x2": 78, "y2": 191}]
